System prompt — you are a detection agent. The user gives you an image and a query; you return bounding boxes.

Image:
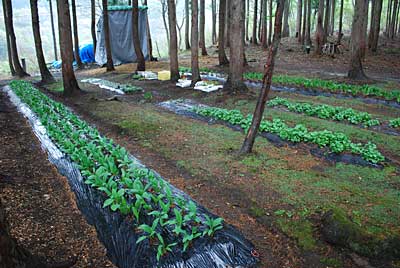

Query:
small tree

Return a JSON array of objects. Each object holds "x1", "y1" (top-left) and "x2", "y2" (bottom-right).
[
  {"x1": 191, "y1": 0, "x2": 201, "y2": 86},
  {"x1": 168, "y1": 0, "x2": 179, "y2": 81},
  {"x1": 102, "y1": 0, "x2": 115, "y2": 71},
  {"x1": 240, "y1": 0, "x2": 286, "y2": 154},
  {"x1": 132, "y1": 0, "x2": 146, "y2": 71}
]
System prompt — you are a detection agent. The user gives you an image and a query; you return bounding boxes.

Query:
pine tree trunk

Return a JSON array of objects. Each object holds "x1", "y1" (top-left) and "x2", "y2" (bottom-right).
[
  {"x1": 386, "y1": 0, "x2": 393, "y2": 36},
  {"x1": 282, "y1": 0, "x2": 290, "y2": 37},
  {"x1": 348, "y1": 0, "x2": 367, "y2": 79},
  {"x1": 360, "y1": 0, "x2": 369, "y2": 58},
  {"x1": 199, "y1": 0, "x2": 208, "y2": 55},
  {"x1": 301, "y1": 0, "x2": 307, "y2": 44},
  {"x1": 143, "y1": 0, "x2": 153, "y2": 60},
  {"x1": 162, "y1": 1, "x2": 170, "y2": 47},
  {"x1": 305, "y1": 0, "x2": 311, "y2": 45},
  {"x1": 91, "y1": 0, "x2": 97, "y2": 54},
  {"x1": 57, "y1": 0, "x2": 81, "y2": 95},
  {"x1": 315, "y1": 0, "x2": 325, "y2": 54},
  {"x1": 246, "y1": 0, "x2": 250, "y2": 41},
  {"x1": 49, "y1": 0, "x2": 58, "y2": 61},
  {"x1": 185, "y1": 0, "x2": 190, "y2": 49},
  {"x1": 259, "y1": 0, "x2": 264, "y2": 40},
  {"x1": 1, "y1": 0, "x2": 16, "y2": 76},
  {"x1": 191, "y1": 0, "x2": 201, "y2": 86},
  {"x1": 102, "y1": 0, "x2": 114, "y2": 71},
  {"x1": 168, "y1": 0, "x2": 179, "y2": 81},
  {"x1": 296, "y1": 0, "x2": 303, "y2": 40},
  {"x1": 218, "y1": 0, "x2": 229, "y2": 65},
  {"x1": 337, "y1": 0, "x2": 344, "y2": 43},
  {"x1": 225, "y1": 0, "x2": 231, "y2": 47},
  {"x1": 71, "y1": 0, "x2": 83, "y2": 69},
  {"x1": 240, "y1": 0, "x2": 285, "y2": 154},
  {"x1": 132, "y1": 0, "x2": 145, "y2": 71},
  {"x1": 4, "y1": 0, "x2": 29, "y2": 77},
  {"x1": 323, "y1": 0, "x2": 330, "y2": 39},
  {"x1": 225, "y1": 0, "x2": 247, "y2": 93},
  {"x1": 268, "y1": 0, "x2": 273, "y2": 44},
  {"x1": 252, "y1": 0, "x2": 259, "y2": 44},
  {"x1": 212, "y1": 0, "x2": 217, "y2": 44},
  {"x1": 262, "y1": 0, "x2": 268, "y2": 47},
  {"x1": 30, "y1": 0, "x2": 55, "y2": 83},
  {"x1": 330, "y1": 0, "x2": 335, "y2": 35},
  {"x1": 390, "y1": 0, "x2": 399, "y2": 38}
]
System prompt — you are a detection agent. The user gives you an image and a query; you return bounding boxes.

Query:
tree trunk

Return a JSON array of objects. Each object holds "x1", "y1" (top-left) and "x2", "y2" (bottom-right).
[
  {"x1": 268, "y1": 0, "x2": 273, "y2": 44},
  {"x1": 262, "y1": 0, "x2": 268, "y2": 47},
  {"x1": 386, "y1": 0, "x2": 393, "y2": 36},
  {"x1": 315, "y1": 0, "x2": 325, "y2": 54},
  {"x1": 212, "y1": 0, "x2": 217, "y2": 44},
  {"x1": 185, "y1": 0, "x2": 190, "y2": 49},
  {"x1": 225, "y1": 0, "x2": 231, "y2": 47},
  {"x1": 337, "y1": 0, "x2": 344, "y2": 43},
  {"x1": 252, "y1": 0, "x2": 259, "y2": 44},
  {"x1": 296, "y1": 0, "x2": 303, "y2": 40},
  {"x1": 301, "y1": 0, "x2": 306, "y2": 44},
  {"x1": 323, "y1": 0, "x2": 330, "y2": 39},
  {"x1": 348, "y1": 0, "x2": 368, "y2": 79},
  {"x1": 57, "y1": 0, "x2": 81, "y2": 95},
  {"x1": 282, "y1": 0, "x2": 290, "y2": 37},
  {"x1": 240, "y1": 0, "x2": 285, "y2": 154},
  {"x1": 161, "y1": 0, "x2": 170, "y2": 47},
  {"x1": 191, "y1": 0, "x2": 201, "y2": 86},
  {"x1": 132, "y1": 0, "x2": 146, "y2": 71},
  {"x1": 390, "y1": 0, "x2": 399, "y2": 38},
  {"x1": 2, "y1": 0, "x2": 15, "y2": 76},
  {"x1": 258, "y1": 0, "x2": 264, "y2": 40},
  {"x1": 168, "y1": 0, "x2": 179, "y2": 81},
  {"x1": 71, "y1": 0, "x2": 83, "y2": 69},
  {"x1": 225, "y1": 0, "x2": 247, "y2": 93},
  {"x1": 218, "y1": 0, "x2": 229, "y2": 65},
  {"x1": 246, "y1": 0, "x2": 250, "y2": 41},
  {"x1": 30, "y1": 0, "x2": 55, "y2": 83},
  {"x1": 330, "y1": 0, "x2": 335, "y2": 35},
  {"x1": 4, "y1": 0, "x2": 29, "y2": 77},
  {"x1": 199, "y1": 0, "x2": 208, "y2": 55},
  {"x1": 102, "y1": 0, "x2": 114, "y2": 71},
  {"x1": 368, "y1": 0, "x2": 382, "y2": 51},
  {"x1": 360, "y1": 0, "x2": 369, "y2": 58},
  {"x1": 143, "y1": 0, "x2": 153, "y2": 60},
  {"x1": 49, "y1": 0, "x2": 58, "y2": 61},
  {"x1": 91, "y1": 0, "x2": 97, "y2": 54},
  {"x1": 305, "y1": 0, "x2": 311, "y2": 45}
]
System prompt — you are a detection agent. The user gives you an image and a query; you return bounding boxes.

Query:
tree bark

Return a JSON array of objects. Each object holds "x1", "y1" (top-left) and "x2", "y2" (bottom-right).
[
  {"x1": 91, "y1": 0, "x2": 97, "y2": 54},
  {"x1": 323, "y1": 0, "x2": 330, "y2": 39},
  {"x1": 199, "y1": 0, "x2": 208, "y2": 55},
  {"x1": 71, "y1": 0, "x2": 83, "y2": 69},
  {"x1": 240, "y1": 0, "x2": 285, "y2": 154},
  {"x1": 337, "y1": 0, "x2": 344, "y2": 43},
  {"x1": 191, "y1": 0, "x2": 201, "y2": 86},
  {"x1": 268, "y1": 0, "x2": 273, "y2": 44},
  {"x1": 225, "y1": 0, "x2": 247, "y2": 93},
  {"x1": 142, "y1": 0, "x2": 153, "y2": 60},
  {"x1": 2, "y1": 0, "x2": 15, "y2": 76},
  {"x1": 262, "y1": 0, "x2": 268, "y2": 47},
  {"x1": 360, "y1": 0, "x2": 369, "y2": 58},
  {"x1": 57, "y1": 0, "x2": 80, "y2": 95},
  {"x1": 301, "y1": 0, "x2": 307, "y2": 44},
  {"x1": 305, "y1": 0, "x2": 311, "y2": 46},
  {"x1": 246, "y1": 0, "x2": 250, "y2": 41},
  {"x1": 161, "y1": 0, "x2": 170, "y2": 47},
  {"x1": 185, "y1": 0, "x2": 190, "y2": 49},
  {"x1": 225, "y1": 0, "x2": 231, "y2": 47},
  {"x1": 212, "y1": 0, "x2": 217, "y2": 44},
  {"x1": 258, "y1": 0, "x2": 264, "y2": 40},
  {"x1": 330, "y1": 0, "x2": 335, "y2": 35},
  {"x1": 4, "y1": 0, "x2": 29, "y2": 77},
  {"x1": 49, "y1": 0, "x2": 58, "y2": 61},
  {"x1": 296, "y1": 0, "x2": 303, "y2": 40},
  {"x1": 218, "y1": 0, "x2": 229, "y2": 65},
  {"x1": 102, "y1": 0, "x2": 114, "y2": 71},
  {"x1": 30, "y1": 0, "x2": 55, "y2": 83},
  {"x1": 315, "y1": 0, "x2": 325, "y2": 54},
  {"x1": 367, "y1": 0, "x2": 382, "y2": 51},
  {"x1": 348, "y1": 0, "x2": 368, "y2": 79},
  {"x1": 282, "y1": 0, "x2": 290, "y2": 37},
  {"x1": 132, "y1": 0, "x2": 146, "y2": 71},
  {"x1": 389, "y1": 0, "x2": 399, "y2": 38},
  {"x1": 252, "y1": 0, "x2": 259, "y2": 44},
  {"x1": 168, "y1": 0, "x2": 179, "y2": 81}
]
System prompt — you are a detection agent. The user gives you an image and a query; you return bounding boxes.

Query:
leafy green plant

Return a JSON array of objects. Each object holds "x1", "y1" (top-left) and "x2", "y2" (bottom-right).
[
  {"x1": 203, "y1": 215, "x2": 223, "y2": 237},
  {"x1": 389, "y1": 118, "x2": 400, "y2": 128}
]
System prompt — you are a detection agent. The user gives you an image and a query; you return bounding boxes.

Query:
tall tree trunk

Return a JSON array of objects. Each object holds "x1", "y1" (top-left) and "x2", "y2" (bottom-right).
[
  {"x1": 218, "y1": 0, "x2": 229, "y2": 65},
  {"x1": 368, "y1": 0, "x2": 382, "y2": 51},
  {"x1": 212, "y1": 0, "x2": 217, "y2": 44},
  {"x1": 191, "y1": 0, "x2": 201, "y2": 86},
  {"x1": 305, "y1": 0, "x2": 311, "y2": 45},
  {"x1": 282, "y1": 0, "x2": 290, "y2": 37},
  {"x1": 240, "y1": 0, "x2": 285, "y2": 154},
  {"x1": 259, "y1": 0, "x2": 264, "y2": 40},
  {"x1": 225, "y1": 0, "x2": 231, "y2": 47},
  {"x1": 57, "y1": 0, "x2": 80, "y2": 95},
  {"x1": 246, "y1": 0, "x2": 250, "y2": 41},
  {"x1": 161, "y1": 0, "x2": 170, "y2": 47},
  {"x1": 301, "y1": 0, "x2": 307, "y2": 44},
  {"x1": 252, "y1": 0, "x2": 259, "y2": 44},
  {"x1": 185, "y1": 0, "x2": 190, "y2": 49},
  {"x1": 296, "y1": 0, "x2": 303, "y2": 40},
  {"x1": 102, "y1": 0, "x2": 115, "y2": 71},
  {"x1": 2, "y1": 0, "x2": 15, "y2": 76},
  {"x1": 330, "y1": 0, "x2": 335, "y2": 35},
  {"x1": 132, "y1": 0, "x2": 146, "y2": 71},
  {"x1": 386, "y1": 0, "x2": 393, "y2": 36},
  {"x1": 4, "y1": 0, "x2": 29, "y2": 77},
  {"x1": 71, "y1": 0, "x2": 83, "y2": 69},
  {"x1": 390, "y1": 0, "x2": 399, "y2": 38},
  {"x1": 337, "y1": 0, "x2": 344, "y2": 43},
  {"x1": 30, "y1": 0, "x2": 55, "y2": 83},
  {"x1": 143, "y1": 0, "x2": 153, "y2": 60},
  {"x1": 323, "y1": 0, "x2": 330, "y2": 39},
  {"x1": 199, "y1": 0, "x2": 208, "y2": 55},
  {"x1": 91, "y1": 0, "x2": 97, "y2": 54},
  {"x1": 49, "y1": 0, "x2": 58, "y2": 61},
  {"x1": 225, "y1": 0, "x2": 247, "y2": 92},
  {"x1": 168, "y1": 0, "x2": 179, "y2": 81},
  {"x1": 268, "y1": 0, "x2": 273, "y2": 44},
  {"x1": 262, "y1": 0, "x2": 268, "y2": 47},
  {"x1": 348, "y1": 0, "x2": 368, "y2": 79},
  {"x1": 315, "y1": 0, "x2": 325, "y2": 54},
  {"x1": 360, "y1": 0, "x2": 369, "y2": 58}
]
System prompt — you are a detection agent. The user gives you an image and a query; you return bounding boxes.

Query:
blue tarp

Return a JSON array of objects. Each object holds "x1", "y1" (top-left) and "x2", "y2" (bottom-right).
[{"x1": 79, "y1": 44, "x2": 95, "y2": 63}]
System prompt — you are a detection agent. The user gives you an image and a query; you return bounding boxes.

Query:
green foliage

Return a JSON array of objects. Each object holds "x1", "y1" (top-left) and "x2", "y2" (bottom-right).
[
  {"x1": 390, "y1": 118, "x2": 400, "y2": 128},
  {"x1": 193, "y1": 106, "x2": 385, "y2": 164},
  {"x1": 10, "y1": 80, "x2": 224, "y2": 262}
]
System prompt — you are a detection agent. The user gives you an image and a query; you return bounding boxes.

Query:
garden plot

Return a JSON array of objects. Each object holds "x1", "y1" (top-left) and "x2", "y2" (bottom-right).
[
  {"x1": 81, "y1": 78, "x2": 143, "y2": 94},
  {"x1": 4, "y1": 81, "x2": 258, "y2": 268},
  {"x1": 159, "y1": 99, "x2": 385, "y2": 166}
]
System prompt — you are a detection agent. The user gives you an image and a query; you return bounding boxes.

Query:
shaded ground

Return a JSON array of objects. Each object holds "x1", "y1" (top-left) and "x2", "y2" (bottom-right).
[{"x1": 0, "y1": 90, "x2": 115, "y2": 268}]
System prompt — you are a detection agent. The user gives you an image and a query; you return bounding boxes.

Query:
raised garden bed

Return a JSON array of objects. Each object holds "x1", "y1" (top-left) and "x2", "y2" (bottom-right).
[{"x1": 4, "y1": 81, "x2": 258, "y2": 268}]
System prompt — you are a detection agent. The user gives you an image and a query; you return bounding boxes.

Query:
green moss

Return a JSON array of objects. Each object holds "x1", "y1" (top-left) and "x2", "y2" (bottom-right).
[
  {"x1": 276, "y1": 217, "x2": 317, "y2": 251},
  {"x1": 320, "y1": 257, "x2": 342, "y2": 268},
  {"x1": 46, "y1": 81, "x2": 64, "y2": 93}
]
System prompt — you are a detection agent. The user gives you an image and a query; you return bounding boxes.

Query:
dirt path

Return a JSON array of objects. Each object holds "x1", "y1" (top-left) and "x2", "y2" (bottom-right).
[{"x1": 0, "y1": 90, "x2": 115, "y2": 268}]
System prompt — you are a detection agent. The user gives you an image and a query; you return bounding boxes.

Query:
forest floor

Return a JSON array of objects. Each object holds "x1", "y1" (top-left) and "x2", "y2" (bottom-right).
[{"x1": 1, "y1": 37, "x2": 400, "y2": 268}]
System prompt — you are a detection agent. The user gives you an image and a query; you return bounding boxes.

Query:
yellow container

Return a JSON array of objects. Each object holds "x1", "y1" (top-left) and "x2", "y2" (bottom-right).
[{"x1": 158, "y1": 71, "x2": 171, "y2": 81}]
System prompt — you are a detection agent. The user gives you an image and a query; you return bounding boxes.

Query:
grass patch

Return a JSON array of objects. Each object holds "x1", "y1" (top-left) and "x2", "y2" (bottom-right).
[{"x1": 276, "y1": 217, "x2": 317, "y2": 251}]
